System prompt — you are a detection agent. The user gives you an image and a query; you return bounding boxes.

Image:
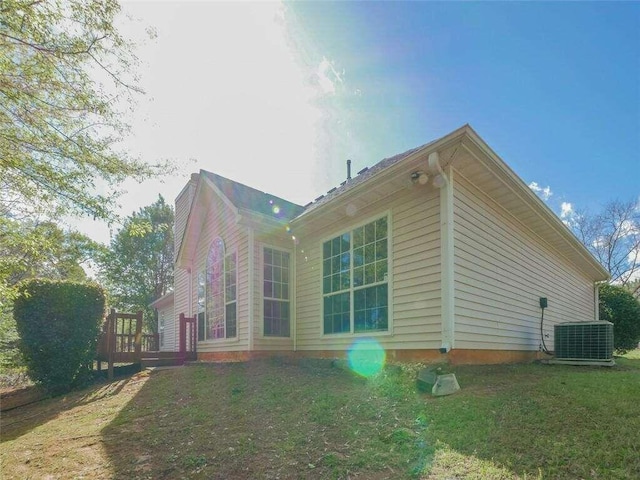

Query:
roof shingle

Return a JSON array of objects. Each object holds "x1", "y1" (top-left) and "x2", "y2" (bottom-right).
[{"x1": 202, "y1": 171, "x2": 305, "y2": 222}]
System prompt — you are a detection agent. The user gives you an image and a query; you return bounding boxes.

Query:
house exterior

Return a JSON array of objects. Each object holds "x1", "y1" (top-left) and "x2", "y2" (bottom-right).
[
  {"x1": 150, "y1": 291, "x2": 174, "y2": 351},
  {"x1": 160, "y1": 125, "x2": 609, "y2": 364}
]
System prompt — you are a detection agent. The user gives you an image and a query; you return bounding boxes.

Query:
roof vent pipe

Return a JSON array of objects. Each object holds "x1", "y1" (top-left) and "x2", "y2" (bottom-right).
[{"x1": 347, "y1": 159, "x2": 352, "y2": 181}]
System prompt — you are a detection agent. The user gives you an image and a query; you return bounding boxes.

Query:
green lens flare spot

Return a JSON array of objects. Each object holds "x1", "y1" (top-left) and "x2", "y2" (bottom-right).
[{"x1": 348, "y1": 338, "x2": 386, "y2": 378}]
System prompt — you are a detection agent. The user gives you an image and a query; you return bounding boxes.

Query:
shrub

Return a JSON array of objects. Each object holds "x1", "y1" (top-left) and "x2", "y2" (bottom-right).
[
  {"x1": 13, "y1": 279, "x2": 106, "y2": 394},
  {"x1": 599, "y1": 283, "x2": 640, "y2": 354}
]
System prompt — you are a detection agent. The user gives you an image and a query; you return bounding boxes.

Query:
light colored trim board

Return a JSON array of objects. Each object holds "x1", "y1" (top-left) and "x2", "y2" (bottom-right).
[
  {"x1": 200, "y1": 172, "x2": 240, "y2": 217},
  {"x1": 293, "y1": 240, "x2": 297, "y2": 351},
  {"x1": 438, "y1": 161, "x2": 455, "y2": 351},
  {"x1": 387, "y1": 207, "x2": 394, "y2": 336},
  {"x1": 248, "y1": 227, "x2": 254, "y2": 351},
  {"x1": 594, "y1": 283, "x2": 600, "y2": 322}
]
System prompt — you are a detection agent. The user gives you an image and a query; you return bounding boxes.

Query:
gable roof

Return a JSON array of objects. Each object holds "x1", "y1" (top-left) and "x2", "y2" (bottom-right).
[
  {"x1": 177, "y1": 125, "x2": 608, "y2": 281},
  {"x1": 176, "y1": 170, "x2": 305, "y2": 266},
  {"x1": 202, "y1": 171, "x2": 304, "y2": 221}
]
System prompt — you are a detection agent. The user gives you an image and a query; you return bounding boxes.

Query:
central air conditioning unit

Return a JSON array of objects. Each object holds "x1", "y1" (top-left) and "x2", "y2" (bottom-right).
[{"x1": 551, "y1": 321, "x2": 614, "y2": 366}]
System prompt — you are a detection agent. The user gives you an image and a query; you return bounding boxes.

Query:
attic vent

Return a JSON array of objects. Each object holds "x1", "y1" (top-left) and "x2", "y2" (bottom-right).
[{"x1": 553, "y1": 321, "x2": 614, "y2": 366}]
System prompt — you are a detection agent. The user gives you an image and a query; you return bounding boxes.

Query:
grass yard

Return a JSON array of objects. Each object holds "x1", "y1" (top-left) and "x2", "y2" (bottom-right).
[{"x1": 2, "y1": 352, "x2": 639, "y2": 479}]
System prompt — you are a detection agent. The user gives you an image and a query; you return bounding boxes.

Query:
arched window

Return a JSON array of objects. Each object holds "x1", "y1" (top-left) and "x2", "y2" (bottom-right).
[{"x1": 205, "y1": 237, "x2": 237, "y2": 339}]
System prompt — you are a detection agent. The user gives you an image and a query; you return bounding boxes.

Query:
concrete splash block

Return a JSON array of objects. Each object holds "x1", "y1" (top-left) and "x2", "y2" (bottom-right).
[
  {"x1": 432, "y1": 373, "x2": 460, "y2": 396},
  {"x1": 416, "y1": 366, "x2": 461, "y2": 396}
]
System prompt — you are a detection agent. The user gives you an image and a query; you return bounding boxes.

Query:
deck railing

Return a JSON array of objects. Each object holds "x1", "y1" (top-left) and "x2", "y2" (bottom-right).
[{"x1": 97, "y1": 309, "x2": 195, "y2": 379}]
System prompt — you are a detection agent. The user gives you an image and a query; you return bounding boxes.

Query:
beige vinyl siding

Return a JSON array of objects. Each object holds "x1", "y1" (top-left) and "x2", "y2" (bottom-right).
[
  {"x1": 192, "y1": 198, "x2": 250, "y2": 353},
  {"x1": 168, "y1": 178, "x2": 197, "y2": 352},
  {"x1": 295, "y1": 186, "x2": 442, "y2": 351},
  {"x1": 166, "y1": 268, "x2": 188, "y2": 351},
  {"x1": 174, "y1": 178, "x2": 196, "y2": 262},
  {"x1": 252, "y1": 232, "x2": 295, "y2": 351},
  {"x1": 453, "y1": 173, "x2": 595, "y2": 351}
]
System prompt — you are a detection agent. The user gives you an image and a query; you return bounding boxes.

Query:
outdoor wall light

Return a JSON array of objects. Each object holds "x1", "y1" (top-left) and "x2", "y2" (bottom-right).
[{"x1": 410, "y1": 171, "x2": 429, "y2": 185}]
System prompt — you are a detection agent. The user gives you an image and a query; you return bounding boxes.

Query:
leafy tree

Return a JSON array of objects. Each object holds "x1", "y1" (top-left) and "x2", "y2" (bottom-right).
[
  {"x1": 0, "y1": 0, "x2": 169, "y2": 220},
  {"x1": 570, "y1": 199, "x2": 639, "y2": 295},
  {"x1": 0, "y1": 218, "x2": 101, "y2": 290},
  {"x1": 627, "y1": 279, "x2": 640, "y2": 300},
  {"x1": 0, "y1": 218, "x2": 102, "y2": 369},
  {"x1": 99, "y1": 196, "x2": 174, "y2": 331},
  {"x1": 599, "y1": 283, "x2": 640, "y2": 354}
]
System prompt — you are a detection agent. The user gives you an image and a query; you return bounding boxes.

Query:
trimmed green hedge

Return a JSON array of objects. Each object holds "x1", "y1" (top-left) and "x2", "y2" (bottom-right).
[
  {"x1": 13, "y1": 279, "x2": 106, "y2": 394},
  {"x1": 599, "y1": 283, "x2": 640, "y2": 354}
]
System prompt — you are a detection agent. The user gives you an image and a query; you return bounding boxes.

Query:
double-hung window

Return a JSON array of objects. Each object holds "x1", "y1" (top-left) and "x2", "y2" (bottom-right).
[
  {"x1": 203, "y1": 237, "x2": 237, "y2": 340},
  {"x1": 263, "y1": 247, "x2": 290, "y2": 337},
  {"x1": 323, "y1": 216, "x2": 389, "y2": 334}
]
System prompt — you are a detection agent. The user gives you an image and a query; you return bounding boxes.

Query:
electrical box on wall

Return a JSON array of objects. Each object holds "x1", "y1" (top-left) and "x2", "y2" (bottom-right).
[{"x1": 539, "y1": 297, "x2": 548, "y2": 309}]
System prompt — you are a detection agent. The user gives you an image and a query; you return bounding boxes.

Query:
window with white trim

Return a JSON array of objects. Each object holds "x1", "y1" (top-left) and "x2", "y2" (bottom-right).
[
  {"x1": 323, "y1": 216, "x2": 389, "y2": 334},
  {"x1": 263, "y1": 247, "x2": 290, "y2": 337},
  {"x1": 204, "y1": 237, "x2": 237, "y2": 340}
]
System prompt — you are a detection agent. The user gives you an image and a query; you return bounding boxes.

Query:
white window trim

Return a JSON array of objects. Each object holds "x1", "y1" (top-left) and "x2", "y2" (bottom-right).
[
  {"x1": 261, "y1": 244, "x2": 293, "y2": 338},
  {"x1": 196, "y1": 269, "x2": 206, "y2": 342},
  {"x1": 319, "y1": 210, "x2": 393, "y2": 337}
]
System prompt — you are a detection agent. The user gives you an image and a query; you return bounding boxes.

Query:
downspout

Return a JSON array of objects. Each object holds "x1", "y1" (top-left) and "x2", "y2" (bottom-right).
[
  {"x1": 429, "y1": 151, "x2": 455, "y2": 352},
  {"x1": 594, "y1": 282, "x2": 600, "y2": 322},
  {"x1": 248, "y1": 227, "x2": 255, "y2": 351}
]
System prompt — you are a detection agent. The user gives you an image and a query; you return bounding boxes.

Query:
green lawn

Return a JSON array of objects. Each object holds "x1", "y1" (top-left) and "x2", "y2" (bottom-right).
[{"x1": 2, "y1": 352, "x2": 639, "y2": 479}]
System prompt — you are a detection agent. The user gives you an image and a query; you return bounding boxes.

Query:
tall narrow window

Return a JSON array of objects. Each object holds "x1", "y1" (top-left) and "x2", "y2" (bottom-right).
[
  {"x1": 197, "y1": 270, "x2": 205, "y2": 341},
  {"x1": 263, "y1": 247, "x2": 290, "y2": 337},
  {"x1": 205, "y1": 237, "x2": 237, "y2": 340},
  {"x1": 159, "y1": 310, "x2": 165, "y2": 349},
  {"x1": 323, "y1": 233, "x2": 351, "y2": 334},
  {"x1": 322, "y1": 216, "x2": 389, "y2": 334},
  {"x1": 225, "y1": 252, "x2": 237, "y2": 337},
  {"x1": 353, "y1": 217, "x2": 388, "y2": 332},
  {"x1": 207, "y1": 238, "x2": 225, "y2": 339}
]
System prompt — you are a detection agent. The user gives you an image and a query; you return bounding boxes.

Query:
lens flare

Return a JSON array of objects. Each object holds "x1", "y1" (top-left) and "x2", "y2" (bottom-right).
[
  {"x1": 272, "y1": 205, "x2": 280, "y2": 214},
  {"x1": 347, "y1": 338, "x2": 386, "y2": 378}
]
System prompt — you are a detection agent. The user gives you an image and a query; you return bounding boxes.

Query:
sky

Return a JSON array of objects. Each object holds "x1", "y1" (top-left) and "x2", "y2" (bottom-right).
[{"x1": 73, "y1": 1, "x2": 639, "y2": 244}]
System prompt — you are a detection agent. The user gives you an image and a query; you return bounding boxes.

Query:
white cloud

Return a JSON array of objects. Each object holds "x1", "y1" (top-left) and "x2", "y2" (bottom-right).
[
  {"x1": 619, "y1": 219, "x2": 639, "y2": 237},
  {"x1": 315, "y1": 57, "x2": 343, "y2": 95},
  {"x1": 528, "y1": 181, "x2": 553, "y2": 201},
  {"x1": 560, "y1": 202, "x2": 573, "y2": 219}
]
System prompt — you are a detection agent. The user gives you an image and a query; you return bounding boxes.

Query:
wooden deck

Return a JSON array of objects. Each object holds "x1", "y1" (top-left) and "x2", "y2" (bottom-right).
[{"x1": 97, "y1": 310, "x2": 196, "y2": 379}]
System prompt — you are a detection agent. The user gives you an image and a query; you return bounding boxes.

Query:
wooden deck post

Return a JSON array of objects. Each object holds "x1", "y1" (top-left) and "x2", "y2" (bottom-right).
[
  {"x1": 179, "y1": 313, "x2": 186, "y2": 364},
  {"x1": 134, "y1": 310, "x2": 143, "y2": 362},
  {"x1": 107, "y1": 308, "x2": 115, "y2": 380}
]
